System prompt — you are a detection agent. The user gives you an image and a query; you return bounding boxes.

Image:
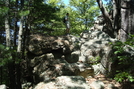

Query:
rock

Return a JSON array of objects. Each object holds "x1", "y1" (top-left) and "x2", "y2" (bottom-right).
[
  {"x1": 26, "y1": 29, "x2": 132, "y2": 89},
  {"x1": 22, "y1": 82, "x2": 32, "y2": 89},
  {"x1": 0, "y1": 85, "x2": 6, "y2": 89},
  {"x1": 34, "y1": 76, "x2": 91, "y2": 89},
  {"x1": 73, "y1": 62, "x2": 94, "y2": 78},
  {"x1": 26, "y1": 30, "x2": 118, "y2": 84},
  {"x1": 28, "y1": 53, "x2": 94, "y2": 83},
  {"x1": 64, "y1": 51, "x2": 80, "y2": 63},
  {"x1": 92, "y1": 63, "x2": 105, "y2": 75},
  {"x1": 107, "y1": 84, "x2": 115, "y2": 89},
  {"x1": 34, "y1": 82, "x2": 55, "y2": 89},
  {"x1": 91, "y1": 80, "x2": 104, "y2": 89},
  {"x1": 79, "y1": 30, "x2": 117, "y2": 75},
  {"x1": 30, "y1": 53, "x2": 75, "y2": 83},
  {"x1": 27, "y1": 34, "x2": 76, "y2": 55}
]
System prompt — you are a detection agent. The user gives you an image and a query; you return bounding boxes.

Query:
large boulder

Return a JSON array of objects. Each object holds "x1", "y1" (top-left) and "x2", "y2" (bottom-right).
[
  {"x1": 27, "y1": 34, "x2": 80, "y2": 63},
  {"x1": 80, "y1": 30, "x2": 117, "y2": 75},
  {"x1": 27, "y1": 34, "x2": 76, "y2": 55},
  {"x1": 34, "y1": 76, "x2": 91, "y2": 89},
  {"x1": 0, "y1": 85, "x2": 6, "y2": 89},
  {"x1": 28, "y1": 53, "x2": 94, "y2": 83},
  {"x1": 26, "y1": 34, "x2": 95, "y2": 84}
]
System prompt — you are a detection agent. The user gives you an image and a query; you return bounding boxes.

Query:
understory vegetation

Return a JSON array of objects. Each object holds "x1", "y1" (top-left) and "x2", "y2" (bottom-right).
[{"x1": 111, "y1": 35, "x2": 134, "y2": 83}]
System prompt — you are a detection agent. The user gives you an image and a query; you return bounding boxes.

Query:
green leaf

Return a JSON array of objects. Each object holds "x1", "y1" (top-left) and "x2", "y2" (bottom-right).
[
  {"x1": 129, "y1": 79, "x2": 134, "y2": 82},
  {"x1": 6, "y1": 47, "x2": 10, "y2": 50},
  {"x1": 0, "y1": 6, "x2": 9, "y2": 15},
  {"x1": 0, "y1": 44, "x2": 5, "y2": 50},
  {"x1": 19, "y1": 10, "x2": 30, "y2": 16}
]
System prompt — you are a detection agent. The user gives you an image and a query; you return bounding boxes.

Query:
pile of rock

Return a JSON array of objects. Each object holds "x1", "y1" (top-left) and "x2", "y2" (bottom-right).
[{"x1": 24, "y1": 23, "x2": 134, "y2": 88}]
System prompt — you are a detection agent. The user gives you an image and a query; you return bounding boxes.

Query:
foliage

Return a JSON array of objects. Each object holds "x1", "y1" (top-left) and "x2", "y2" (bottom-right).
[
  {"x1": 0, "y1": 44, "x2": 22, "y2": 86},
  {"x1": 111, "y1": 35, "x2": 134, "y2": 83},
  {"x1": 0, "y1": 6, "x2": 9, "y2": 16},
  {"x1": 89, "y1": 56, "x2": 101, "y2": 65},
  {"x1": 0, "y1": 44, "x2": 21, "y2": 66},
  {"x1": 0, "y1": 44, "x2": 12, "y2": 66},
  {"x1": 114, "y1": 72, "x2": 134, "y2": 82},
  {"x1": 69, "y1": 0, "x2": 100, "y2": 31},
  {"x1": 19, "y1": 10, "x2": 30, "y2": 17}
]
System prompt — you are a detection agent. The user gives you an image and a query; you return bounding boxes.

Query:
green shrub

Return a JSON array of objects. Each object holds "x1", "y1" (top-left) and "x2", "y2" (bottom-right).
[{"x1": 111, "y1": 35, "x2": 134, "y2": 83}]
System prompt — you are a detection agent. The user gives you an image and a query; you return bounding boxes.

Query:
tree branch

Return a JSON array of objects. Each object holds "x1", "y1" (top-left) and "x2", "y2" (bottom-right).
[{"x1": 96, "y1": 0, "x2": 114, "y2": 37}]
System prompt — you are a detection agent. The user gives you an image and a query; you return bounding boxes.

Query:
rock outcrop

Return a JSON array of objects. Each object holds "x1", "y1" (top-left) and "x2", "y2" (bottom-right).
[
  {"x1": 26, "y1": 26, "x2": 133, "y2": 88},
  {"x1": 27, "y1": 34, "x2": 75, "y2": 55},
  {"x1": 27, "y1": 52, "x2": 94, "y2": 83},
  {"x1": 34, "y1": 76, "x2": 91, "y2": 89},
  {"x1": 80, "y1": 30, "x2": 117, "y2": 75}
]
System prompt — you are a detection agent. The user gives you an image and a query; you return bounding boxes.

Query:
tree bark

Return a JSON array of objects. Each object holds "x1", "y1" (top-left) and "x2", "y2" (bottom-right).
[
  {"x1": 113, "y1": 0, "x2": 121, "y2": 38},
  {"x1": 16, "y1": 1, "x2": 24, "y2": 89},
  {"x1": 13, "y1": 0, "x2": 18, "y2": 47},
  {"x1": 119, "y1": 0, "x2": 134, "y2": 42},
  {"x1": 5, "y1": 1, "x2": 17, "y2": 88},
  {"x1": 17, "y1": 16, "x2": 24, "y2": 52},
  {"x1": 17, "y1": 0, "x2": 24, "y2": 53},
  {"x1": 5, "y1": 0, "x2": 11, "y2": 47}
]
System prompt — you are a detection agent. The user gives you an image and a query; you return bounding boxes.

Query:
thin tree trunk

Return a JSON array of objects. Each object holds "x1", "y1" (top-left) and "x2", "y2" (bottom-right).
[
  {"x1": 5, "y1": 14, "x2": 11, "y2": 47},
  {"x1": 0, "y1": 67, "x2": 2, "y2": 84},
  {"x1": 8, "y1": 62, "x2": 16, "y2": 89},
  {"x1": 5, "y1": 0, "x2": 16, "y2": 88},
  {"x1": 16, "y1": 63, "x2": 22, "y2": 89},
  {"x1": 13, "y1": 0, "x2": 18, "y2": 47},
  {"x1": 16, "y1": 1, "x2": 24, "y2": 89},
  {"x1": 113, "y1": 0, "x2": 121, "y2": 38},
  {"x1": 17, "y1": 16, "x2": 23, "y2": 53},
  {"x1": 96, "y1": 0, "x2": 114, "y2": 38}
]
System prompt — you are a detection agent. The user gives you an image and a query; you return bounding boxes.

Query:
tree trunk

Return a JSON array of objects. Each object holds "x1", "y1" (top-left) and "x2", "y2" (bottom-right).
[
  {"x1": 0, "y1": 67, "x2": 2, "y2": 84},
  {"x1": 5, "y1": 0, "x2": 11, "y2": 47},
  {"x1": 96, "y1": 0, "x2": 115, "y2": 38},
  {"x1": 17, "y1": 0, "x2": 24, "y2": 53},
  {"x1": 17, "y1": 16, "x2": 24, "y2": 53},
  {"x1": 5, "y1": 0, "x2": 16, "y2": 88},
  {"x1": 13, "y1": 0, "x2": 18, "y2": 47},
  {"x1": 8, "y1": 62, "x2": 16, "y2": 89},
  {"x1": 16, "y1": 0, "x2": 24, "y2": 88},
  {"x1": 113, "y1": 0, "x2": 121, "y2": 38},
  {"x1": 119, "y1": 0, "x2": 134, "y2": 42},
  {"x1": 5, "y1": 17, "x2": 11, "y2": 47}
]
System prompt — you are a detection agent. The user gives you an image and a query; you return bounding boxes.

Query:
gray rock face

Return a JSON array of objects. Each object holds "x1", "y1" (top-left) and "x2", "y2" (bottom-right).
[
  {"x1": 30, "y1": 53, "x2": 74, "y2": 83},
  {"x1": 91, "y1": 80, "x2": 104, "y2": 89},
  {"x1": 79, "y1": 30, "x2": 117, "y2": 75},
  {"x1": 34, "y1": 76, "x2": 91, "y2": 89},
  {"x1": 0, "y1": 85, "x2": 6, "y2": 89},
  {"x1": 29, "y1": 53, "x2": 94, "y2": 83},
  {"x1": 27, "y1": 34, "x2": 76, "y2": 55}
]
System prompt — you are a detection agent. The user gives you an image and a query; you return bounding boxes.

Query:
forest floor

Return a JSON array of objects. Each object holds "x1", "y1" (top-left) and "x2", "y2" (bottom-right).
[{"x1": 86, "y1": 74, "x2": 134, "y2": 89}]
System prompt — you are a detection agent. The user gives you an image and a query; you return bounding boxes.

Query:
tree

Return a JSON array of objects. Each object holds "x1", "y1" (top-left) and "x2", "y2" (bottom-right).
[
  {"x1": 70, "y1": 0, "x2": 99, "y2": 31},
  {"x1": 97, "y1": 0, "x2": 134, "y2": 84},
  {"x1": 17, "y1": 0, "x2": 24, "y2": 53},
  {"x1": 28, "y1": 0, "x2": 61, "y2": 34},
  {"x1": 4, "y1": 1, "x2": 16, "y2": 88},
  {"x1": 5, "y1": 0, "x2": 11, "y2": 47},
  {"x1": 119, "y1": 0, "x2": 134, "y2": 42},
  {"x1": 96, "y1": 0, "x2": 134, "y2": 41}
]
